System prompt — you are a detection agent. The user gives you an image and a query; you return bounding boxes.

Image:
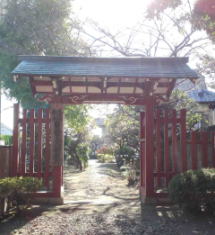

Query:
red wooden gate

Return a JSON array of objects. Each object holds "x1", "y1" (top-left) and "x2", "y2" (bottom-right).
[
  {"x1": 140, "y1": 108, "x2": 215, "y2": 200},
  {"x1": 12, "y1": 104, "x2": 55, "y2": 197}
]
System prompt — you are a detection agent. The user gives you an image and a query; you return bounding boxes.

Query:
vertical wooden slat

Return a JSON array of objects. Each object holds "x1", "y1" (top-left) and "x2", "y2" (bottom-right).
[
  {"x1": 29, "y1": 109, "x2": 35, "y2": 175},
  {"x1": 212, "y1": 132, "x2": 215, "y2": 167},
  {"x1": 45, "y1": 109, "x2": 51, "y2": 188},
  {"x1": 140, "y1": 111, "x2": 145, "y2": 190},
  {"x1": 12, "y1": 104, "x2": 19, "y2": 177},
  {"x1": 144, "y1": 98, "x2": 155, "y2": 199},
  {"x1": 37, "y1": 109, "x2": 43, "y2": 177},
  {"x1": 50, "y1": 104, "x2": 64, "y2": 199},
  {"x1": 20, "y1": 109, "x2": 27, "y2": 175},
  {"x1": 164, "y1": 110, "x2": 170, "y2": 183},
  {"x1": 180, "y1": 109, "x2": 187, "y2": 172},
  {"x1": 172, "y1": 110, "x2": 177, "y2": 172},
  {"x1": 201, "y1": 132, "x2": 208, "y2": 167},
  {"x1": 156, "y1": 109, "x2": 162, "y2": 187},
  {"x1": 191, "y1": 131, "x2": 197, "y2": 170}
]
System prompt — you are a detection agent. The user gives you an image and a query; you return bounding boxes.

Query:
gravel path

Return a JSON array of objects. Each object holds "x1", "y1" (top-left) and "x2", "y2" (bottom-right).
[{"x1": 0, "y1": 160, "x2": 215, "y2": 235}]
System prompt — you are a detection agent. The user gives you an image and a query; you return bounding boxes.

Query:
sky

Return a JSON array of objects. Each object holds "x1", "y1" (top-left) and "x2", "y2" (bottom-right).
[
  {"x1": 73, "y1": 0, "x2": 151, "y2": 29},
  {"x1": 1, "y1": 0, "x2": 153, "y2": 131},
  {"x1": 0, "y1": 0, "x2": 212, "y2": 132}
]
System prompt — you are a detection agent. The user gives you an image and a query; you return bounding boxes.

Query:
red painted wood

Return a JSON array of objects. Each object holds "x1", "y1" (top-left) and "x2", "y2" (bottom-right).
[
  {"x1": 153, "y1": 172, "x2": 176, "y2": 177},
  {"x1": 140, "y1": 112, "x2": 145, "y2": 189},
  {"x1": 172, "y1": 110, "x2": 177, "y2": 172},
  {"x1": 20, "y1": 109, "x2": 27, "y2": 175},
  {"x1": 45, "y1": 109, "x2": 51, "y2": 189},
  {"x1": 201, "y1": 132, "x2": 208, "y2": 167},
  {"x1": 12, "y1": 104, "x2": 19, "y2": 176},
  {"x1": 191, "y1": 131, "x2": 197, "y2": 170},
  {"x1": 29, "y1": 109, "x2": 35, "y2": 175},
  {"x1": 53, "y1": 165, "x2": 63, "y2": 197},
  {"x1": 42, "y1": 93, "x2": 151, "y2": 105},
  {"x1": 144, "y1": 99, "x2": 155, "y2": 198},
  {"x1": 164, "y1": 110, "x2": 170, "y2": 183},
  {"x1": 37, "y1": 109, "x2": 43, "y2": 177},
  {"x1": 180, "y1": 109, "x2": 187, "y2": 172},
  {"x1": 156, "y1": 109, "x2": 162, "y2": 187},
  {"x1": 212, "y1": 132, "x2": 215, "y2": 167}
]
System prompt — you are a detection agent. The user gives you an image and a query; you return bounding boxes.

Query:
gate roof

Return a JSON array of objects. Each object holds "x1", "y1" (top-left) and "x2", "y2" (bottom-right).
[{"x1": 12, "y1": 56, "x2": 198, "y2": 105}]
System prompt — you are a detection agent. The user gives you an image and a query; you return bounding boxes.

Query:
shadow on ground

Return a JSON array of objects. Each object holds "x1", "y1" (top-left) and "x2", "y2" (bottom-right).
[{"x1": 1, "y1": 161, "x2": 215, "y2": 235}]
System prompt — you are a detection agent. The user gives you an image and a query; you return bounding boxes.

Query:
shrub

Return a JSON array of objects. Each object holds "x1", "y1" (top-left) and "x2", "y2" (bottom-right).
[
  {"x1": 97, "y1": 154, "x2": 114, "y2": 163},
  {"x1": 115, "y1": 145, "x2": 136, "y2": 167},
  {"x1": 168, "y1": 168, "x2": 215, "y2": 213},
  {"x1": 96, "y1": 146, "x2": 114, "y2": 156},
  {"x1": 76, "y1": 143, "x2": 89, "y2": 169},
  {"x1": 0, "y1": 177, "x2": 42, "y2": 216}
]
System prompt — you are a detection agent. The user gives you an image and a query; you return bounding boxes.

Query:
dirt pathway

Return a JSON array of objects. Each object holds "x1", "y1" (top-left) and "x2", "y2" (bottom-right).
[{"x1": 0, "y1": 160, "x2": 215, "y2": 235}]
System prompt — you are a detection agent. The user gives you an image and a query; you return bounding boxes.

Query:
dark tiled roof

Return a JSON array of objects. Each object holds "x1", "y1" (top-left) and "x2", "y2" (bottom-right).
[
  {"x1": 188, "y1": 89, "x2": 215, "y2": 103},
  {"x1": 12, "y1": 56, "x2": 198, "y2": 79}
]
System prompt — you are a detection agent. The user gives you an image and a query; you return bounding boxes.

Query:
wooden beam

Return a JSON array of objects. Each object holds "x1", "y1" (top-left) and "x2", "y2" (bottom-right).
[
  {"x1": 12, "y1": 104, "x2": 19, "y2": 176},
  {"x1": 50, "y1": 103, "x2": 64, "y2": 200},
  {"x1": 143, "y1": 98, "x2": 155, "y2": 202},
  {"x1": 140, "y1": 111, "x2": 145, "y2": 200}
]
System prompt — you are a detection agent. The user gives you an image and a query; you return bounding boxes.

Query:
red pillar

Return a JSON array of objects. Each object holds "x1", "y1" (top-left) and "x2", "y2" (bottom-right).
[
  {"x1": 142, "y1": 98, "x2": 155, "y2": 203},
  {"x1": 50, "y1": 103, "x2": 64, "y2": 204},
  {"x1": 140, "y1": 111, "x2": 145, "y2": 199},
  {"x1": 11, "y1": 103, "x2": 19, "y2": 177}
]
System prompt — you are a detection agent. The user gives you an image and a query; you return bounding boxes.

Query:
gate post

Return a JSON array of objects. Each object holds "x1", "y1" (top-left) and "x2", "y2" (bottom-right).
[
  {"x1": 141, "y1": 98, "x2": 155, "y2": 203},
  {"x1": 11, "y1": 103, "x2": 19, "y2": 177},
  {"x1": 50, "y1": 103, "x2": 64, "y2": 204},
  {"x1": 140, "y1": 111, "x2": 145, "y2": 200}
]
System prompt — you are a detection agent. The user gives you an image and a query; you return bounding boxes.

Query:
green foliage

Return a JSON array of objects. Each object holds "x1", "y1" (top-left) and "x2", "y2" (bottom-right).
[
  {"x1": 169, "y1": 90, "x2": 204, "y2": 129},
  {"x1": 88, "y1": 135, "x2": 103, "y2": 159},
  {"x1": 0, "y1": 177, "x2": 42, "y2": 197},
  {"x1": 65, "y1": 135, "x2": 89, "y2": 171},
  {"x1": 106, "y1": 105, "x2": 140, "y2": 152},
  {"x1": 0, "y1": 135, "x2": 12, "y2": 145},
  {"x1": 115, "y1": 145, "x2": 136, "y2": 168},
  {"x1": 64, "y1": 105, "x2": 90, "y2": 170},
  {"x1": 0, "y1": 0, "x2": 90, "y2": 107},
  {"x1": 0, "y1": 177, "x2": 42, "y2": 215},
  {"x1": 168, "y1": 168, "x2": 215, "y2": 213},
  {"x1": 193, "y1": 0, "x2": 215, "y2": 42},
  {"x1": 97, "y1": 154, "x2": 114, "y2": 163},
  {"x1": 64, "y1": 105, "x2": 89, "y2": 132},
  {"x1": 76, "y1": 143, "x2": 89, "y2": 169}
]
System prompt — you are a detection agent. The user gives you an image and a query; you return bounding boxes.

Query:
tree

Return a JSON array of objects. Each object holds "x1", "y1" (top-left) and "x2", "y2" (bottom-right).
[
  {"x1": 193, "y1": 0, "x2": 215, "y2": 42},
  {"x1": 106, "y1": 105, "x2": 140, "y2": 152},
  {"x1": 84, "y1": 0, "x2": 210, "y2": 58},
  {"x1": 0, "y1": 0, "x2": 91, "y2": 107},
  {"x1": 64, "y1": 105, "x2": 90, "y2": 170},
  {"x1": 163, "y1": 89, "x2": 204, "y2": 129},
  {"x1": 147, "y1": 0, "x2": 215, "y2": 89}
]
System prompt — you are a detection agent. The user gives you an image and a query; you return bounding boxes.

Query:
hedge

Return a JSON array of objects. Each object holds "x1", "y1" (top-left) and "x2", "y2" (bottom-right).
[
  {"x1": 168, "y1": 168, "x2": 215, "y2": 213},
  {"x1": 0, "y1": 177, "x2": 42, "y2": 216}
]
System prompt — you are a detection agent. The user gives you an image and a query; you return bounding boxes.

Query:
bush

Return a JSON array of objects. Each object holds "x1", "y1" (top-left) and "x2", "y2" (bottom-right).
[
  {"x1": 76, "y1": 143, "x2": 89, "y2": 169},
  {"x1": 115, "y1": 145, "x2": 136, "y2": 167},
  {"x1": 97, "y1": 154, "x2": 114, "y2": 163},
  {"x1": 168, "y1": 168, "x2": 215, "y2": 213},
  {"x1": 0, "y1": 177, "x2": 42, "y2": 216}
]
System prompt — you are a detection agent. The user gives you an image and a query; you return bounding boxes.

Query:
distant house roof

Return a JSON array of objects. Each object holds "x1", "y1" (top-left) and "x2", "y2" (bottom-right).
[
  {"x1": 1, "y1": 123, "x2": 12, "y2": 135},
  {"x1": 188, "y1": 89, "x2": 215, "y2": 103},
  {"x1": 12, "y1": 56, "x2": 198, "y2": 79}
]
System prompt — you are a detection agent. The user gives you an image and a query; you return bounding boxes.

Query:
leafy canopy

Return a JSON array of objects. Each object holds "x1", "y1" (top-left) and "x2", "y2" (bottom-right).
[{"x1": 0, "y1": 0, "x2": 91, "y2": 108}]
